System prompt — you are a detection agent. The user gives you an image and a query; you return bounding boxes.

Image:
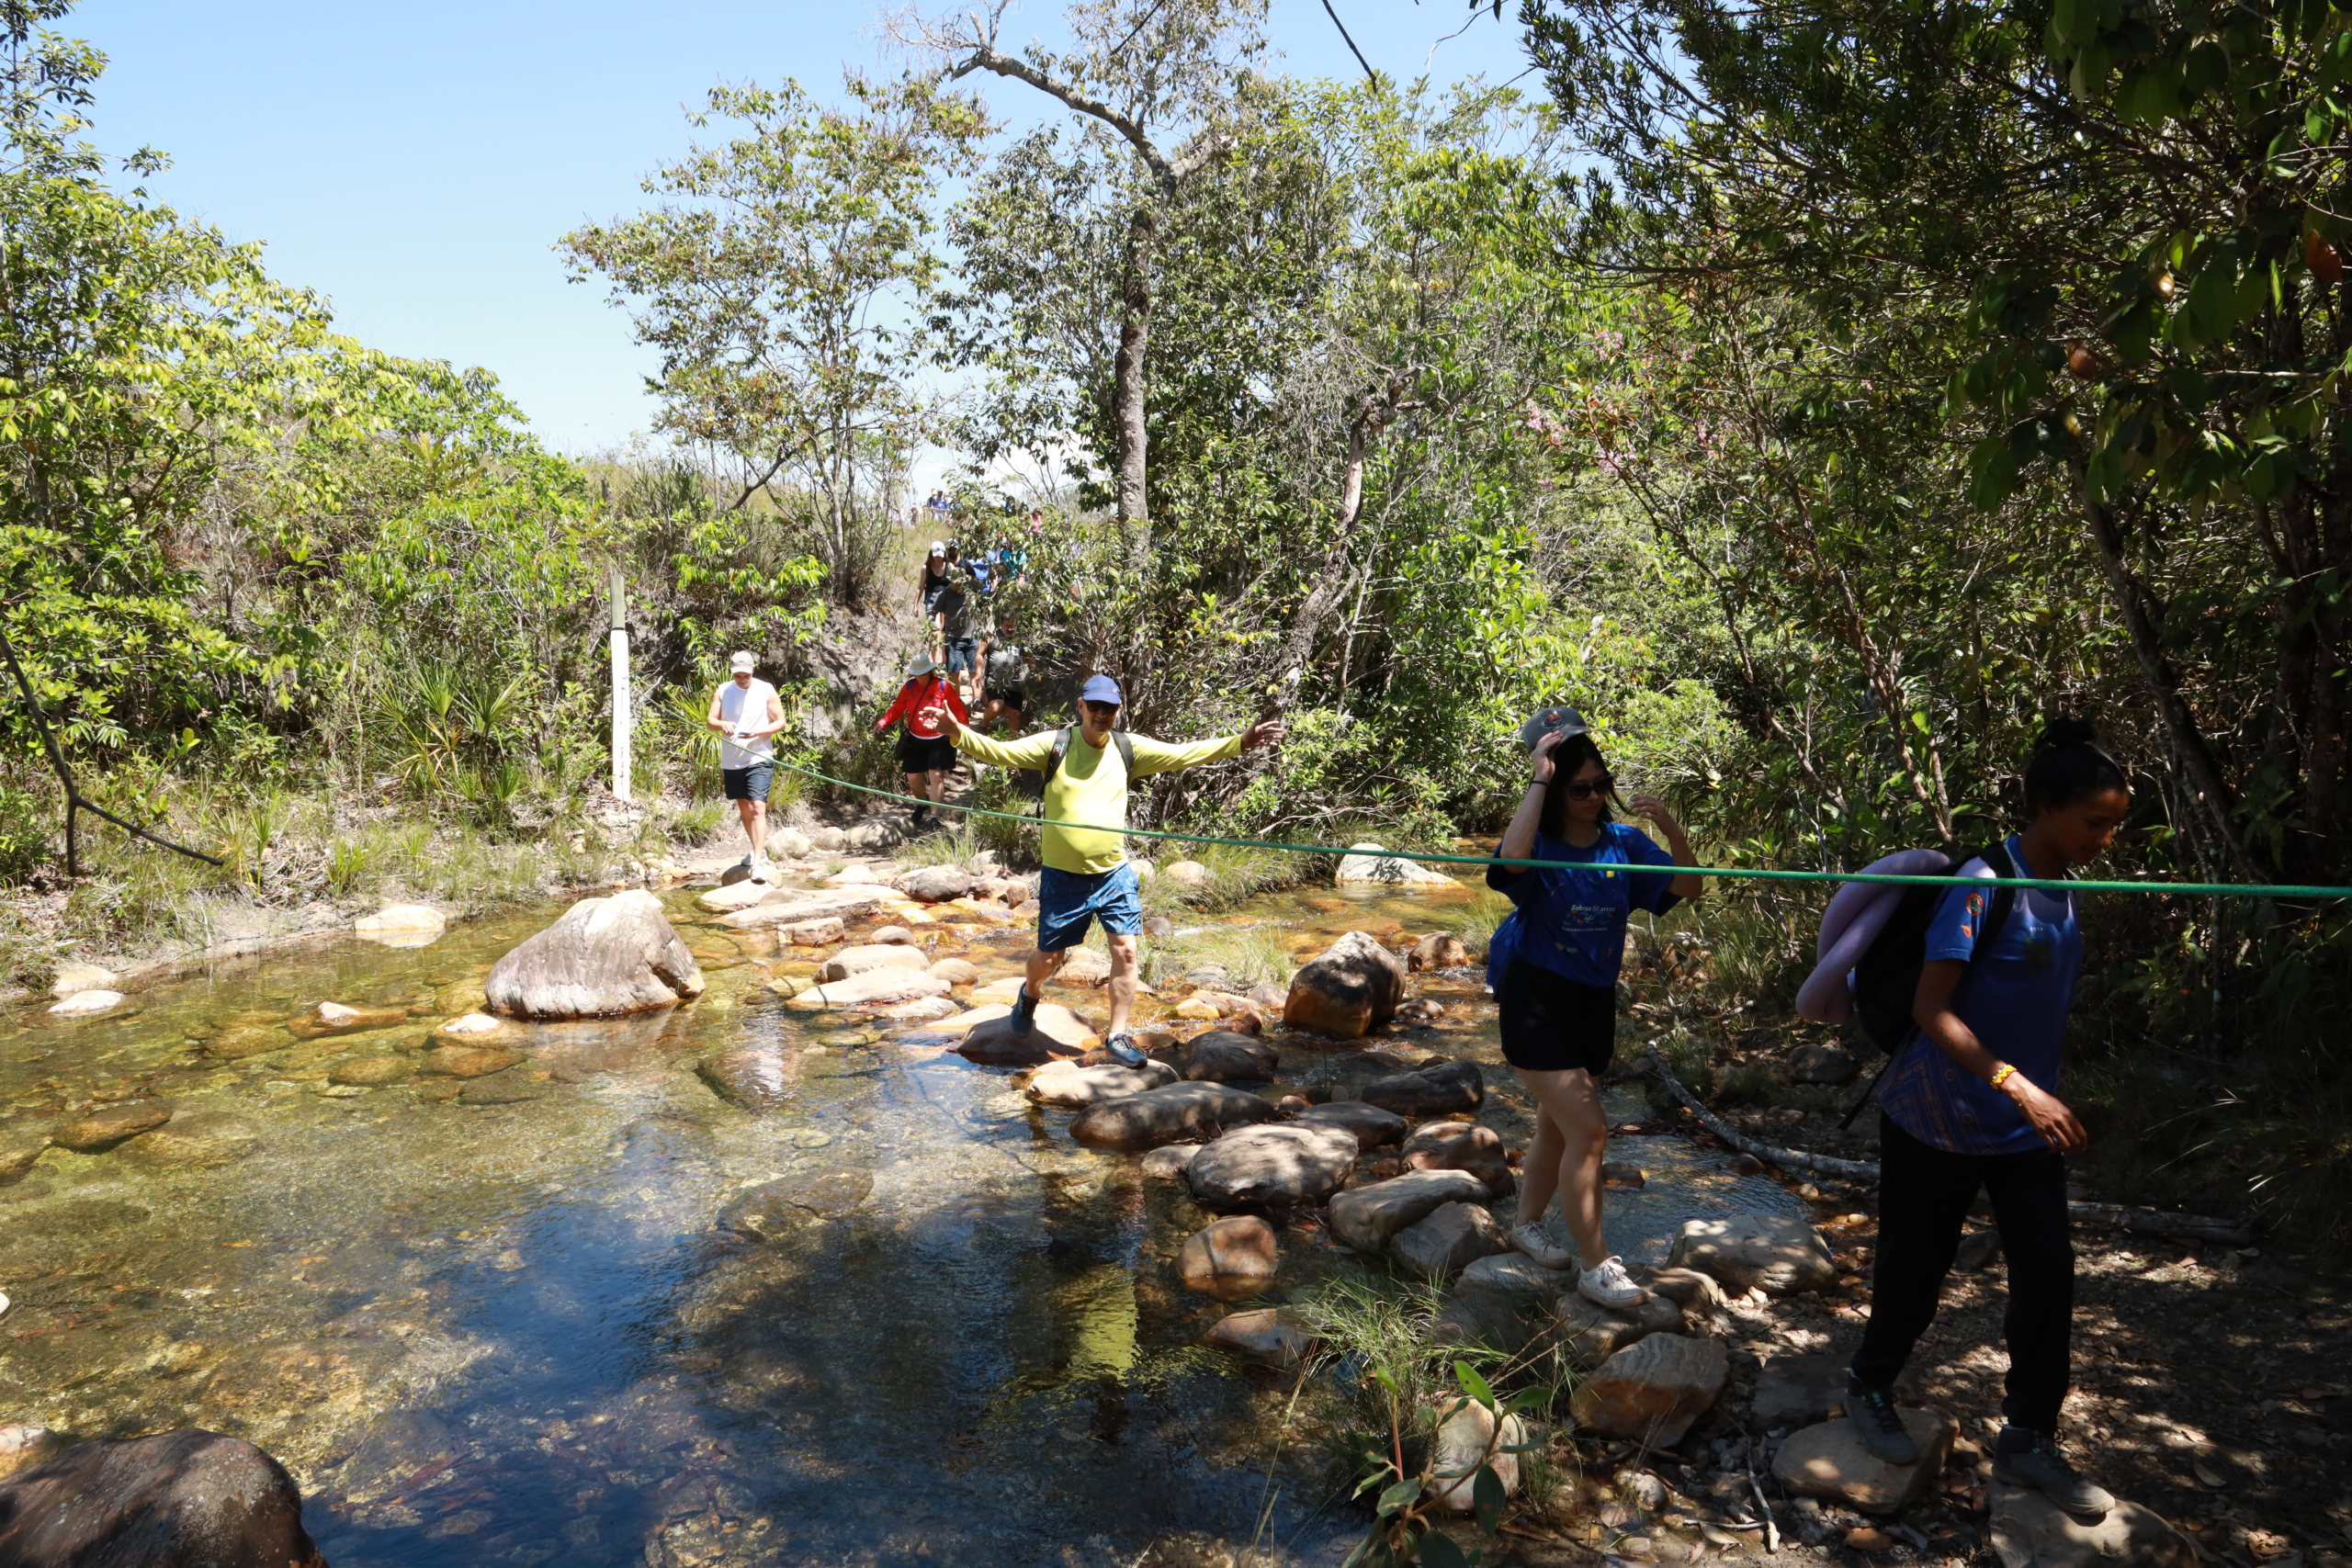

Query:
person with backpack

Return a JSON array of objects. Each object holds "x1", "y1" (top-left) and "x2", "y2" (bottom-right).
[
  {"x1": 1487, "y1": 705, "x2": 1704, "y2": 1308},
  {"x1": 922, "y1": 675, "x2": 1283, "y2": 1066},
  {"x1": 977, "y1": 609, "x2": 1027, "y2": 735},
  {"x1": 1837, "y1": 720, "x2": 2131, "y2": 1521},
  {"x1": 875, "y1": 654, "x2": 968, "y2": 831}
]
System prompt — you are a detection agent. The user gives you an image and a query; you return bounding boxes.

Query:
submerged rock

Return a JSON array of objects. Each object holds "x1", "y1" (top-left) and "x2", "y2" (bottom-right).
[
  {"x1": 1139, "y1": 1144, "x2": 1202, "y2": 1179},
  {"x1": 327, "y1": 1055, "x2": 413, "y2": 1087},
  {"x1": 1668, "y1": 1214, "x2": 1837, "y2": 1294},
  {"x1": 1569, "y1": 1333, "x2": 1728, "y2": 1447},
  {"x1": 1069, "y1": 1083, "x2": 1278, "y2": 1152},
  {"x1": 1178, "y1": 1030, "x2": 1279, "y2": 1083},
  {"x1": 204, "y1": 1024, "x2": 291, "y2": 1061},
  {"x1": 1282, "y1": 930, "x2": 1406, "y2": 1038},
  {"x1": 0, "y1": 1428, "x2": 328, "y2": 1568},
  {"x1": 485, "y1": 889, "x2": 705, "y2": 1019},
  {"x1": 1178, "y1": 1214, "x2": 1280, "y2": 1299},
  {"x1": 1357, "y1": 1060, "x2": 1484, "y2": 1119},
  {"x1": 718, "y1": 1169, "x2": 873, "y2": 1240},
  {"x1": 1203, "y1": 1307, "x2": 1314, "y2": 1366},
  {"x1": 698, "y1": 1045, "x2": 793, "y2": 1111},
  {"x1": 1773, "y1": 1407, "x2": 1958, "y2": 1515},
  {"x1": 0, "y1": 1121, "x2": 51, "y2": 1184},
  {"x1": 46, "y1": 989, "x2": 123, "y2": 1017},
  {"x1": 118, "y1": 1111, "x2": 262, "y2": 1169},
  {"x1": 53, "y1": 1101, "x2": 173, "y2": 1153},
  {"x1": 288, "y1": 1000, "x2": 407, "y2": 1039},
  {"x1": 1027, "y1": 1058, "x2": 1177, "y2": 1107},
  {"x1": 1182, "y1": 1122, "x2": 1361, "y2": 1214},
  {"x1": 1326, "y1": 1168, "x2": 1489, "y2": 1252},
  {"x1": 419, "y1": 1044, "x2": 523, "y2": 1079},
  {"x1": 458, "y1": 1078, "x2": 548, "y2": 1107}
]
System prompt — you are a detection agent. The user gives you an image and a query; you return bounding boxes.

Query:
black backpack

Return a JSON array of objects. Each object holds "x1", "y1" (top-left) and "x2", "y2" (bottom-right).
[{"x1": 1838, "y1": 840, "x2": 2029, "y2": 1124}]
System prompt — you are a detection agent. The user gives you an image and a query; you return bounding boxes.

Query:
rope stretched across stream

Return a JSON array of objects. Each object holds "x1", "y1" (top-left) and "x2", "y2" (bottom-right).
[{"x1": 775, "y1": 757, "x2": 2352, "y2": 900}]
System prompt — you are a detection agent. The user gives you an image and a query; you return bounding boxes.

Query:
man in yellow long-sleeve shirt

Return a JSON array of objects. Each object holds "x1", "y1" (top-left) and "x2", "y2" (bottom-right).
[{"x1": 923, "y1": 673, "x2": 1283, "y2": 1065}]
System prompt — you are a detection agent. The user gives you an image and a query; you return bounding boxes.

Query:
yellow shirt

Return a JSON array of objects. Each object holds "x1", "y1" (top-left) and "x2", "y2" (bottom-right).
[{"x1": 951, "y1": 726, "x2": 1243, "y2": 874}]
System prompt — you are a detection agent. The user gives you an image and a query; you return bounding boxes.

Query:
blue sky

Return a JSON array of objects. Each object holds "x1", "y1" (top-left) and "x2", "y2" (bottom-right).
[{"x1": 79, "y1": 0, "x2": 1537, "y2": 469}]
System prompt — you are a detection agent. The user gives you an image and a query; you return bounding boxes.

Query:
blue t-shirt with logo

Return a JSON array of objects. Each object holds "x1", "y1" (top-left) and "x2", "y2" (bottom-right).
[
  {"x1": 1877, "y1": 835, "x2": 2083, "y2": 1156},
  {"x1": 1486, "y1": 824, "x2": 1682, "y2": 988}
]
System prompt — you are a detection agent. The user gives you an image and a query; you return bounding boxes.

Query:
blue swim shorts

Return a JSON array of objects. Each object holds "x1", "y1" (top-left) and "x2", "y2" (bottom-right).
[
  {"x1": 1035, "y1": 863, "x2": 1144, "y2": 951},
  {"x1": 722, "y1": 761, "x2": 775, "y2": 802}
]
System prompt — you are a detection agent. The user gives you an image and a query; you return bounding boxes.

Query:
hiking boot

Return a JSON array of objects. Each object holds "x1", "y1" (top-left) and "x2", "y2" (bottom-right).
[
  {"x1": 1993, "y1": 1427, "x2": 2112, "y2": 1519},
  {"x1": 1842, "y1": 1374, "x2": 1920, "y2": 1464},
  {"x1": 1102, "y1": 1031, "x2": 1148, "y2": 1068},
  {"x1": 1509, "y1": 1223, "x2": 1576, "y2": 1271},
  {"x1": 1577, "y1": 1255, "x2": 1653, "y2": 1310},
  {"x1": 1009, "y1": 985, "x2": 1039, "y2": 1035}
]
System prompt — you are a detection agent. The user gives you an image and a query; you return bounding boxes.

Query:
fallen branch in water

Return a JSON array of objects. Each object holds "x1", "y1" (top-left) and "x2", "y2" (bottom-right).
[{"x1": 1637, "y1": 1047, "x2": 2253, "y2": 1246}]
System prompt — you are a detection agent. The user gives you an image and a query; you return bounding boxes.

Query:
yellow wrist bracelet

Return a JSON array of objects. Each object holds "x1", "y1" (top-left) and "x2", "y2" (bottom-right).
[{"x1": 1990, "y1": 1063, "x2": 2017, "y2": 1089}]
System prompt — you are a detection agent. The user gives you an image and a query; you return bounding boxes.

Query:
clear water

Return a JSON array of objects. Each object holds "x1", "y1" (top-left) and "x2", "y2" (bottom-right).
[{"x1": 0, "y1": 882, "x2": 1799, "y2": 1565}]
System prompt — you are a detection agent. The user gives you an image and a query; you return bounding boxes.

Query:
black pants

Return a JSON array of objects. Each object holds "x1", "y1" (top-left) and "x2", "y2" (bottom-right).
[{"x1": 1851, "y1": 1113, "x2": 2075, "y2": 1433}]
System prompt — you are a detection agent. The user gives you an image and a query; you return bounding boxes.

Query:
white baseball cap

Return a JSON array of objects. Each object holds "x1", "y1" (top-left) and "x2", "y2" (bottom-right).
[
  {"x1": 928, "y1": 540, "x2": 946, "y2": 557},
  {"x1": 729, "y1": 650, "x2": 755, "y2": 673}
]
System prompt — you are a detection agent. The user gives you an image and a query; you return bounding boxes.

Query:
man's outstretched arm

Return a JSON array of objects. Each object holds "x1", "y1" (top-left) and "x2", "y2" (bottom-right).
[{"x1": 1130, "y1": 717, "x2": 1284, "y2": 775}]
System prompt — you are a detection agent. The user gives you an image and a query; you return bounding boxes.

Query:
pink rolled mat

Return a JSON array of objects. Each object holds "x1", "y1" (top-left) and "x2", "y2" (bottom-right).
[{"x1": 1794, "y1": 850, "x2": 1954, "y2": 1025}]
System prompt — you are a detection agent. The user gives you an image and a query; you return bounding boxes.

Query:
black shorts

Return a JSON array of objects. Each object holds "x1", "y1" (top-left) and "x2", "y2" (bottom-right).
[
  {"x1": 991, "y1": 685, "x2": 1026, "y2": 712},
  {"x1": 721, "y1": 762, "x2": 774, "y2": 802},
  {"x1": 897, "y1": 733, "x2": 956, "y2": 773},
  {"x1": 1496, "y1": 960, "x2": 1617, "y2": 1075}
]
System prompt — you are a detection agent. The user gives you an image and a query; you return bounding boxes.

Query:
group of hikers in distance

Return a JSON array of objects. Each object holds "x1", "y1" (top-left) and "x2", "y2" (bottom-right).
[{"x1": 727, "y1": 617, "x2": 2132, "y2": 1521}]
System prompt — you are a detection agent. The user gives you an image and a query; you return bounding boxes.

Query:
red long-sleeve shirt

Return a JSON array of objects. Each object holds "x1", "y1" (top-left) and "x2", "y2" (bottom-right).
[{"x1": 877, "y1": 675, "x2": 967, "y2": 739}]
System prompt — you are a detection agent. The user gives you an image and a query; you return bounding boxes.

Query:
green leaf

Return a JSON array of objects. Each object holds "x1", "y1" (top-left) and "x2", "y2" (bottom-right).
[
  {"x1": 1419, "y1": 1532, "x2": 1476, "y2": 1568},
  {"x1": 1453, "y1": 1361, "x2": 1498, "y2": 1409},
  {"x1": 1379, "y1": 1479, "x2": 1424, "y2": 1517},
  {"x1": 1473, "y1": 1463, "x2": 1510, "y2": 1535}
]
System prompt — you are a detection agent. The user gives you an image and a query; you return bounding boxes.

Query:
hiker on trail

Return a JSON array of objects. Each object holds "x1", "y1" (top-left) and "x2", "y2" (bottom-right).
[
  {"x1": 876, "y1": 655, "x2": 968, "y2": 831},
  {"x1": 978, "y1": 609, "x2": 1027, "y2": 735},
  {"x1": 922, "y1": 675, "x2": 1283, "y2": 1067},
  {"x1": 919, "y1": 541, "x2": 956, "y2": 616},
  {"x1": 706, "y1": 651, "x2": 786, "y2": 882},
  {"x1": 1487, "y1": 705, "x2": 1702, "y2": 1310},
  {"x1": 932, "y1": 576, "x2": 980, "y2": 688},
  {"x1": 1841, "y1": 719, "x2": 2130, "y2": 1520}
]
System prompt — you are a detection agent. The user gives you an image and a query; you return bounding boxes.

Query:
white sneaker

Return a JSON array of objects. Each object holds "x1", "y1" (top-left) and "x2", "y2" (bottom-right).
[
  {"x1": 1510, "y1": 1223, "x2": 1575, "y2": 1270},
  {"x1": 1577, "y1": 1255, "x2": 1653, "y2": 1310},
  {"x1": 749, "y1": 856, "x2": 771, "y2": 884}
]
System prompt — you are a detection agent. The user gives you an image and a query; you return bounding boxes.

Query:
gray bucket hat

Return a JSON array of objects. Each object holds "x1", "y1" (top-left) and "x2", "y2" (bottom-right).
[{"x1": 1518, "y1": 704, "x2": 1590, "y2": 754}]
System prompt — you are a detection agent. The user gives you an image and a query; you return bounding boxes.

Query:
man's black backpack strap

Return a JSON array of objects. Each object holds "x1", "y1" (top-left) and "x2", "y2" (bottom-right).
[
  {"x1": 1039, "y1": 727, "x2": 1136, "y2": 788},
  {"x1": 1837, "y1": 840, "x2": 2030, "y2": 1129}
]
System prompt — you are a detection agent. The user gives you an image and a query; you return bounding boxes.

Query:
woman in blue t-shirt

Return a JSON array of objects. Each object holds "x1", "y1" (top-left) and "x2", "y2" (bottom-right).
[
  {"x1": 1841, "y1": 720, "x2": 2131, "y2": 1522},
  {"x1": 1487, "y1": 709, "x2": 1702, "y2": 1308}
]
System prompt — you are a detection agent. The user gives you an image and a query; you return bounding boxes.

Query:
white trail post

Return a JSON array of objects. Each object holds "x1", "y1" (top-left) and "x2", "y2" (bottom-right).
[{"x1": 608, "y1": 567, "x2": 631, "y2": 802}]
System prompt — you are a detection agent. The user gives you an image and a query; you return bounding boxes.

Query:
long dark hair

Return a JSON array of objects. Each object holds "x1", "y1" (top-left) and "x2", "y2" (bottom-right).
[
  {"x1": 2022, "y1": 717, "x2": 2129, "y2": 814},
  {"x1": 1539, "y1": 732, "x2": 1619, "y2": 839}
]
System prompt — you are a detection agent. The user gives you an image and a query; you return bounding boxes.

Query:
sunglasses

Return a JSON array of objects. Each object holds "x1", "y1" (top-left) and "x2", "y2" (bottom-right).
[{"x1": 1561, "y1": 774, "x2": 1614, "y2": 800}]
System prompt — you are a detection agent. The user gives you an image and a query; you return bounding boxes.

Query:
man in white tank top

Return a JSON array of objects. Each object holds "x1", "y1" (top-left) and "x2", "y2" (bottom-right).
[{"x1": 706, "y1": 650, "x2": 786, "y2": 880}]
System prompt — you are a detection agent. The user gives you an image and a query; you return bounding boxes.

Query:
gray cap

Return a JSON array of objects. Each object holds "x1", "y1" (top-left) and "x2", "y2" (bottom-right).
[
  {"x1": 1518, "y1": 704, "x2": 1590, "y2": 754},
  {"x1": 729, "y1": 650, "x2": 756, "y2": 673},
  {"x1": 906, "y1": 653, "x2": 938, "y2": 677}
]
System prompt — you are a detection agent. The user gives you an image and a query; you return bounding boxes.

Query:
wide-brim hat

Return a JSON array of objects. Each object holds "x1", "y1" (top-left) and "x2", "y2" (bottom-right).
[
  {"x1": 906, "y1": 654, "x2": 939, "y2": 677},
  {"x1": 1518, "y1": 704, "x2": 1590, "y2": 754}
]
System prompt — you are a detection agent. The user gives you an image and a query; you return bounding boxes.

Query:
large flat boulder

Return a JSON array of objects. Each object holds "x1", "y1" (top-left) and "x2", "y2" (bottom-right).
[
  {"x1": 1401, "y1": 1120, "x2": 1514, "y2": 1197},
  {"x1": 1326, "y1": 1168, "x2": 1489, "y2": 1252},
  {"x1": 786, "y1": 968, "x2": 951, "y2": 1010},
  {"x1": 0, "y1": 1428, "x2": 328, "y2": 1567},
  {"x1": 1283, "y1": 930, "x2": 1406, "y2": 1038},
  {"x1": 1294, "y1": 1100, "x2": 1408, "y2": 1148},
  {"x1": 1751, "y1": 1351, "x2": 1851, "y2": 1428},
  {"x1": 1178, "y1": 1215, "x2": 1280, "y2": 1299},
  {"x1": 1773, "y1": 1408, "x2": 1958, "y2": 1516},
  {"x1": 1555, "y1": 1291, "x2": 1689, "y2": 1368},
  {"x1": 1179, "y1": 1030, "x2": 1279, "y2": 1083},
  {"x1": 1568, "y1": 1333, "x2": 1728, "y2": 1447},
  {"x1": 1182, "y1": 1122, "x2": 1361, "y2": 1214},
  {"x1": 1069, "y1": 1083, "x2": 1279, "y2": 1152},
  {"x1": 718, "y1": 887, "x2": 893, "y2": 931},
  {"x1": 486, "y1": 889, "x2": 705, "y2": 1019},
  {"x1": 1334, "y1": 842, "x2": 1459, "y2": 887},
  {"x1": 718, "y1": 1169, "x2": 873, "y2": 1240},
  {"x1": 1989, "y1": 1484, "x2": 2196, "y2": 1568},
  {"x1": 952, "y1": 1004, "x2": 1100, "y2": 1064},
  {"x1": 698, "y1": 1044, "x2": 794, "y2": 1111},
  {"x1": 116, "y1": 1111, "x2": 261, "y2": 1169},
  {"x1": 1357, "y1": 1059, "x2": 1484, "y2": 1119},
  {"x1": 53, "y1": 1101, "x2": 173, "y2": 1153},
  {"x1": 1390, "y1": 1201, "x2": 1507, "y2": 1279},
  {"x1": 1027, "y1": 1058, "x2": 1177, "y2": 1107},
  {"x1": 1668, "y1": 1214, "x2": 1837, "y2": 1294},
  {"x1": 1204, "y1": 1308, "x2": 1315, "y2": 1367},
  {"x1": 820, "y1": 943, "x2": 932, "y2": 981}
]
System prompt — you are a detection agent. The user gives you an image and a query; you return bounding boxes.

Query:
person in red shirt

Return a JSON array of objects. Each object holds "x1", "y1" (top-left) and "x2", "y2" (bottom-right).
[{"x1": 876, "y1": 654, "x2": 968, "y2": 829}]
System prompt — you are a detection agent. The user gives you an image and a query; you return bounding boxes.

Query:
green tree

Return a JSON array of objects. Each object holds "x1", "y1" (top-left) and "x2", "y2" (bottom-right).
[{"x1": 562, "y1": 73, "x2": 984, "y2": 603}]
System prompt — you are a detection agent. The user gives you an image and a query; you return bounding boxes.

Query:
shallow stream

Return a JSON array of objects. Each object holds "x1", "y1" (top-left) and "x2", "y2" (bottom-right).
[{"x1": 0, "y1": 880, "x2": 1798, "y2": 1566}]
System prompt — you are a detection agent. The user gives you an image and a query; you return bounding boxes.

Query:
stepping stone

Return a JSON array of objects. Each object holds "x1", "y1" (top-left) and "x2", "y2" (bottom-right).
[
  {"x1": 1772, "y1": 1407, "x2": 1958, "y2": 1515},
  {"x1": 1668, "y1": 1214, "x2": 1838, "y2": 1294},
  {"x1": 1326, "y1": 1168, "x2": 1487, "y2": 1252},
  {"x1": 1988, "y1": 1483, "x2": 2196, "y2": 1568},
  {"x1": 1570, "y1": 1332, "x2": 1728, "y2": 1447}
]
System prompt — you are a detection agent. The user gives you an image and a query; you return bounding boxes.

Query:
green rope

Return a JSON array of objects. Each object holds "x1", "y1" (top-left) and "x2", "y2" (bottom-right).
[{"x1": 774, "y1": 757, "x2": 2352, "y2": 900}]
